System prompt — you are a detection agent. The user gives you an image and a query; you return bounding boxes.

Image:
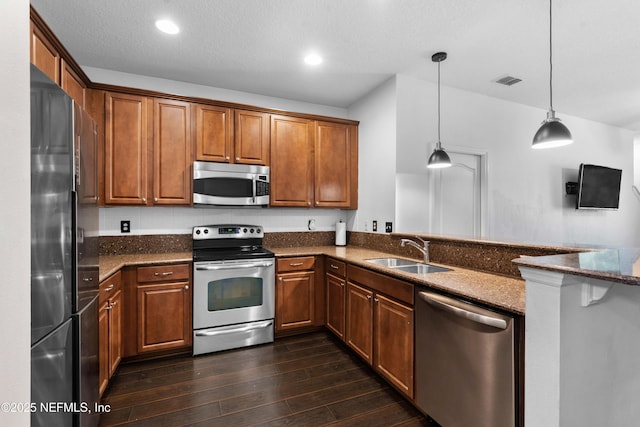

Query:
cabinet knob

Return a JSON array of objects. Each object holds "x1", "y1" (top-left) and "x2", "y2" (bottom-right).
[
  {"x1": 106, "y1": 305, "x2": 113, "y2": 311},
  {"x1": 111, "y1": 300, "x2": 118, "y2": 307},
  {"x1": 226, "y1": 156, "x2": 230, "y2": 160},
  {"x1": 366, "y1": 295, "x2": 372, "y2": 300},
  {"x1": 374, "y1": 298, "x2": 379, "y2": 303},
  {"x1": 236, "y1": 157, "x2": 240, "y2": 161},
  {"x1": 184, "y1": 285, "x2": 189, "y2": 290},
  {"x1": 142, "y1": 197, "x2": 147, "y2": 203},
  {"x1": 308, "y1": 202, "x2": 311, "y2": 206},
  {"x1": 340, "y1": 282, "x2": 345, "y2": 287},
  {"x1": 154, "y1": 197, "x2": 158, "y2": 203}
]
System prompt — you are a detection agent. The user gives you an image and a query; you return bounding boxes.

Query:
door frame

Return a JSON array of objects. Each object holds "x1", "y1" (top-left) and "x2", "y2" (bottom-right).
[{"x1": 428, "y1": 144, "x2": 489, "y2": 238}]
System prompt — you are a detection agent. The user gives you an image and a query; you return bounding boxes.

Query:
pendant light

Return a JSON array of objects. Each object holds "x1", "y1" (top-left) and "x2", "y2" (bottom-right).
[
  {"x1": 532, "y1": 0, "x2": 573, "y2": 149},
  {"x1": 427, "y1": 52, "x2": 452, "y2": 168}
]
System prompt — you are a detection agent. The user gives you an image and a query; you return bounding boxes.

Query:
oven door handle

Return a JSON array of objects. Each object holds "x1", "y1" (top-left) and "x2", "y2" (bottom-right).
[
  {"x1": 195, "y1": 261, "x2": 273, "y2": 271},
  {"x1": 195, "y1": 320, "x2": 273, "y2": 337}
]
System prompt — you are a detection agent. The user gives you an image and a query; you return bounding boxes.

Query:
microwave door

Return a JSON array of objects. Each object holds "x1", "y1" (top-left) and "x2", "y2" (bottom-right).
[{"x1": 193, "y1": 171, "x2": 256, "y2": 206}]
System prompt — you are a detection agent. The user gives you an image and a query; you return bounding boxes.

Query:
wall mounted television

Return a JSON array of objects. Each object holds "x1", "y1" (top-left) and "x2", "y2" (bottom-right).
[{"x1": 576, "y1": 163, "x2": 622, "y2": 210}]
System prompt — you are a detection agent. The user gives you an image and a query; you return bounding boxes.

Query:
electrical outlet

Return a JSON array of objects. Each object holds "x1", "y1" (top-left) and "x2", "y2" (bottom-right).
[
  {"x1": 120, "y1": 220, "x2": 130, "y2": 233},
  {"x1": 307, "y1": 219, "x2": 316, "y2": 230},
  {"x1": 385, "y1": 222, "x2": 393, "y2": 233},
  {"x1": 372, "y1": 220, "x2": 378, "y2": 232}
]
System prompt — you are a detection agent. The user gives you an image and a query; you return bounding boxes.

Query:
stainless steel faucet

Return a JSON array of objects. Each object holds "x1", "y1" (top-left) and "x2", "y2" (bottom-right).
[{"x1": 400, "y1": 236, "x2": 430, "y2": 263}]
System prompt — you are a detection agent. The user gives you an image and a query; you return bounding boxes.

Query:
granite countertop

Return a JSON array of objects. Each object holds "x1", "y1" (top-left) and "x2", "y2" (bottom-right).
[
  {"x1": 513, "y1": 248, "x2": 640, "y2": 286},
  {"x1": 99, "y1": 252, "x2": 192, "y2": 282},
  {"x1": 98, "y1": 246, "x2": 525, "y2": 315},
  {"x1": 270, "y1": 246, "x2": 525, "y2": 315}
]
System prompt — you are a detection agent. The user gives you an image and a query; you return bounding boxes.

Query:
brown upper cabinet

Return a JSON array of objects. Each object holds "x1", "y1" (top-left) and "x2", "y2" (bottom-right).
[
  {"x1": 315, "y1": 121, "x2": 358, "y2": 208},
  {"x1": 30, "y1": 19, "x2": 60, "y2": 84},
  {"x1": 270, "y1": 115, "x2": 315, "y2": 207},
  {"x1": 194, "y1": 105, "x2": 269, "y2": 165},
  {"x1": 61, "y1": 59, "x2": 86, "y2": 108},
  {"x1": 153, "y1": 98, "x2": 192, "y2": 205},
  {"x1": 270, "y1": 116, "x2": 358, "y2": 209},
  {"x1": 104, "y1": 93, "x2": 192, "y2": 206},
  {"x1": 104, "y1": 92, "x2": 151, "y2": 205}
]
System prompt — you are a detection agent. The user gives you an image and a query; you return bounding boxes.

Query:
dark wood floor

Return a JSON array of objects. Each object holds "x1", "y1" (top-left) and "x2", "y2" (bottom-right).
[{"x1": 98, "y1": 331, "x2": 432, "y2": 427}]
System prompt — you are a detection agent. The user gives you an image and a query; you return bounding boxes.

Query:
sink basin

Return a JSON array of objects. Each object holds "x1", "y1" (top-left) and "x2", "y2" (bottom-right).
[
  {"x1": 365, "y1": 258, "x2": 451, "y2": 274},
  {"x1": 390, "y1": 264, "x2": 451, "y2": 274},
  {"x1": 365, "y1": 258, "x2": 418, "y2": 267}
]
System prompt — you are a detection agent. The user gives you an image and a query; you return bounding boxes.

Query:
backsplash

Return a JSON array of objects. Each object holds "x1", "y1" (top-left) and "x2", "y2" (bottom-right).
[{"x1": 99, "y1": 230, "x2": 582, "y2": 278}]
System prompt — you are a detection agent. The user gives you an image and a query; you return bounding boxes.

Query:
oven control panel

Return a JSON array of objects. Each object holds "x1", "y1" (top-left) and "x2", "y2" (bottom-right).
[{"x1": 193, "y1": 224, "x2": 263, "y2": 240}]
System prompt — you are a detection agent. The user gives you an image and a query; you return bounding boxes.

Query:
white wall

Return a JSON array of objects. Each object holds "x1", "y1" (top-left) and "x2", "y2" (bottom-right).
[
  {"x1": 0, "y1": 0, "x2": 31, "y2": 425},
  {"x1": 393, "y1": 73, "x2": 640, "y2": 247},
  {"x1": 347, "y1": 76, "x2": 398, "y2": 233},
  {"x1": 84, "y1": 66, "x2": 349, "y2": 119},
  {"x1": 100, "y1": 206, "x2": 347, "y2": 235}
]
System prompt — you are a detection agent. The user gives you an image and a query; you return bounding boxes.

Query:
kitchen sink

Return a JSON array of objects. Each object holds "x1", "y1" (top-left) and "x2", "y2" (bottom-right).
[
  {"x1": 392, "y1": 264, "x2": 451, "y2": 274},
  {"x1": 365, "y1": 258, "x2": 451, "y2": 274},
  {"x1": 366, "y1": 258, "x2": 418, "y2": 267}
]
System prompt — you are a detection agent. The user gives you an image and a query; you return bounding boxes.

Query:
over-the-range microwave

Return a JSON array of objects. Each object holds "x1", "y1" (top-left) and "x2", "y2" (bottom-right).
[{"x1": 193, "y1": 161, "x2": 269, "y2": 207}]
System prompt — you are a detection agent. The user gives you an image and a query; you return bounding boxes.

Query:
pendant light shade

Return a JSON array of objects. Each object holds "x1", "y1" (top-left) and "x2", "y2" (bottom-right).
[
  {"x1": 427, "y1": 52, "x2": 452, "y2": 169},
  {"x1": 533, "y1": 0, "x2": 573, "y2": 149}
]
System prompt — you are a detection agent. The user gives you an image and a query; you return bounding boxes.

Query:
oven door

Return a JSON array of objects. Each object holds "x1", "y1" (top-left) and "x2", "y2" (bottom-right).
[{"x1": 193, "y1": 258, "x2": 275, "y2": 330}]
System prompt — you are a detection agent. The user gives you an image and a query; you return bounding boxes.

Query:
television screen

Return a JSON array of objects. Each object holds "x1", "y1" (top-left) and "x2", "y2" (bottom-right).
[{"x1": 577, "y1": 164, "x2": 622, "y2": 209}]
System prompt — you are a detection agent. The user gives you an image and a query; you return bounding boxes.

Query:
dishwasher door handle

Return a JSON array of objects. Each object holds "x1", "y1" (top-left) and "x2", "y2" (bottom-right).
[{"x1": 418, "y1": 290, "x2": 508, "y2": 330}]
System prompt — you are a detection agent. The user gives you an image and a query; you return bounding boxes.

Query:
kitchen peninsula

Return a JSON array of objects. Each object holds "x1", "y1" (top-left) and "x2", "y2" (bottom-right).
[{"x1": 514, "y1": 250, "x2": 640, "y2": 427}]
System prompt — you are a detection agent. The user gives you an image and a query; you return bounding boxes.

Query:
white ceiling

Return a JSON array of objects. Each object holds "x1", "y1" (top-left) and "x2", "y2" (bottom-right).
[{"x1": 31, "y1": 0, "x2": 640, "y2": 131}]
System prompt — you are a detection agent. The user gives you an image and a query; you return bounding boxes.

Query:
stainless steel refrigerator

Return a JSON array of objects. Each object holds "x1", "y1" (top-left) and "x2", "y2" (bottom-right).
[{"x1": 30, "y1": 64, "x2": 99, "y2": 427}]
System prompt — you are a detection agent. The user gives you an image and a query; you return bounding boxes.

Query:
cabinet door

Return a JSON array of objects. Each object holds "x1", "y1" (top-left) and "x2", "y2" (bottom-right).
[
  {"x1": 104, "y1": 92, "x2": 150, "y2": 205},
  {"x1": 314, "y1": 121, "x2": 355, "y2": 208},
  {"x1": 326, "y1": 273, "x2": 346, "y2": 341},
  {"x1": 98, "y1": 300, "x2": 109, "y2": 396},
  {"x1": 137, "y1": 281, "x2": 192, "y2": 353},
  {"x1": 108, "y1": 290, "x2": 123, "y2": 377},
  {"x1": 194, "y1": 104, "x2": 233, "y2": 162},
  {"x1": 61, "y1": 59, "x2": 85, "y2": 108},
  {"x1": 30, "y1": 20, "x2": 59, "y2": 84},
  {"x1": 374, "y1": 294, "x2": 414, "y2": 398},
  {"x1": 270, "y1": 115, "x2": 314, "y2": 207},
  {"x1": 276, "y1": 271, "x2": 315, "y2": 332},
  {"x1": 346, "y1": 282, "x2": 373, "y2": 364},
  {"x1": 153, "y1": 98, "x2": 192, "y2": 205},
  {"x1": 235, "y1": 110, "x2": 269, "y2": 165}
]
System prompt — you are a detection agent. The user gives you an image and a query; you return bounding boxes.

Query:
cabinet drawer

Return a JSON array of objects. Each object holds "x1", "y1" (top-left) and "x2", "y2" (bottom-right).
[
  {"x1": 137, "y1": 263, "x2": 190, "y2": 283},
  {"x1": 326, "y1": 258, "x2": 346, "y2": 277},
  {"x1": 277, "y1": 256, "x2": 315, "y2": 272},
  {"x1": 99, "y1": 270, "x2": 122, "y2": 305},
  {"x1": 347, "y1": 264, "x2": 414, "y2": 306}
]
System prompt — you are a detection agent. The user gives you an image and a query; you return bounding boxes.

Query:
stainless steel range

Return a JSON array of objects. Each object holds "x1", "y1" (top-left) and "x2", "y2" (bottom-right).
[{"x1": 192, "y1": 224, "x2": 275, "y2": 356}]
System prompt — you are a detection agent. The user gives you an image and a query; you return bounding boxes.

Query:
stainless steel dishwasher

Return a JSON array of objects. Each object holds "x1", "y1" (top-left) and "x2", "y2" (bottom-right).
[{"x1": 415, "y1": 288, "x2": 515, "y2": 427}]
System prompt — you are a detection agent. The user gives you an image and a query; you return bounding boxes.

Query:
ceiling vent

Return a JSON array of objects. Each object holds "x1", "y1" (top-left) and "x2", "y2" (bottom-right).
[{"x1": 495, "y1": 75, "x2": 522, "y2": 86}]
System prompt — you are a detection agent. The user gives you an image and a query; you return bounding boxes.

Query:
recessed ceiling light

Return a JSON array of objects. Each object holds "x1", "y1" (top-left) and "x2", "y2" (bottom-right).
[
  {"x1": 304, "y1": 53, "x2": 323, "y2": 66},
  {"x1": 155, "y1": 19, "x2": 180, "y2": 35}
]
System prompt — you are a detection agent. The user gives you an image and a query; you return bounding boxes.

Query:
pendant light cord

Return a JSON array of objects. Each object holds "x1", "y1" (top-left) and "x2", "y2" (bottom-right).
[
  {"x1": 549, "y1": 0, "x2": 553, "y2": 112},
  {"x1": 437, "y1": 60, "x2": 441, "y2": 147}
]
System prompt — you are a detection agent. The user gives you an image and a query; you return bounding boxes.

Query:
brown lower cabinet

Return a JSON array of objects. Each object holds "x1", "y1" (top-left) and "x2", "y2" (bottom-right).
[
  {"x1": 98, "y1": 271, "x2": 122, "y2": 396},
  {"x1": 136, "y1": 264, "x2": 192, "y2": 353},
  {"x1": 275, "y1": 256, "x2": 326, "y2": 336},
  {"x1": 343, "y1": 264, "x2": 415, "y2": 399},
  {"x1": 325, "y1": 258, "x2": 347, "y2": 340},
  {"x1": 121, "y1": 263, "x2": 193, "y2": 359}
]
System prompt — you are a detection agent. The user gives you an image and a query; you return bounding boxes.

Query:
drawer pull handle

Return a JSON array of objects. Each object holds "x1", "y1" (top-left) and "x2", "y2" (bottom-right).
[
  {"x1": 289, "y1": 262, "x2": 304, "y2": 267},
  {"x1": 330, "y1": 265, "x2": 339, "y2": 270},
  {"x1": 154, "y1": 271, "x2": 174, "y2": 277},
  {"x1": 105, "y1": 284, "x2": 114, "y2": 292},
  {"x1": 83, "y1": 277, "x2": 93, "y2": 282}
]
